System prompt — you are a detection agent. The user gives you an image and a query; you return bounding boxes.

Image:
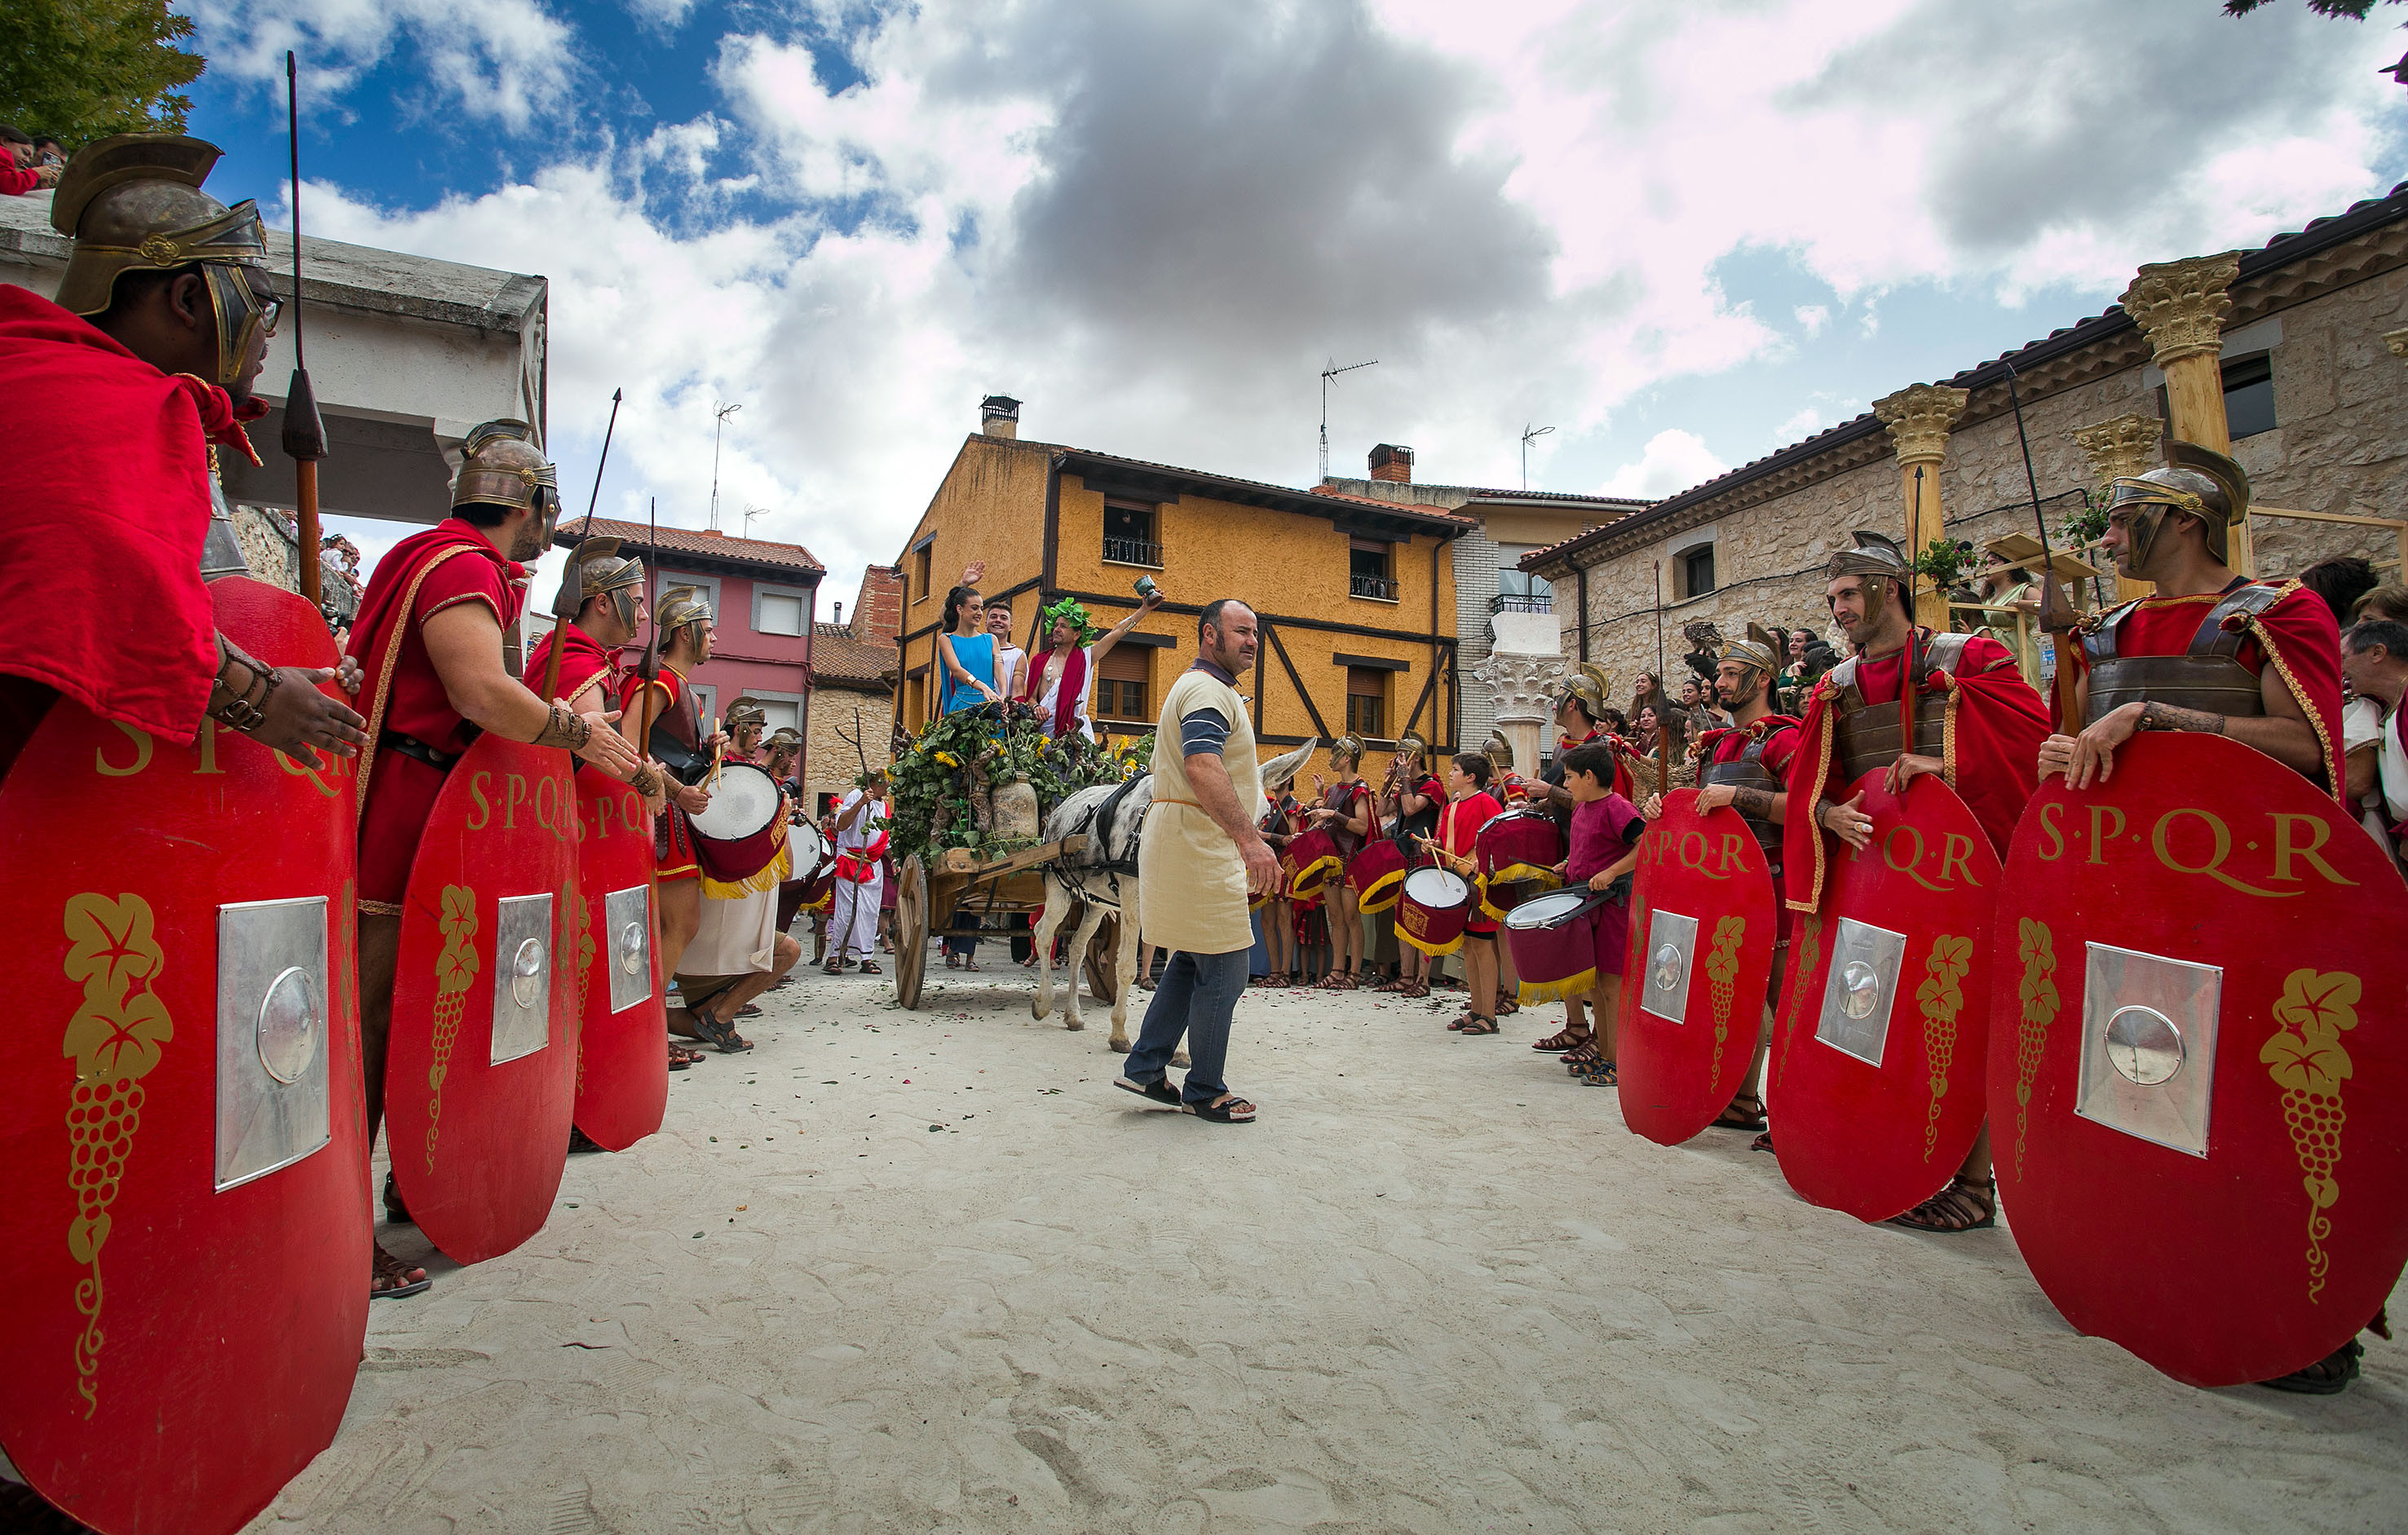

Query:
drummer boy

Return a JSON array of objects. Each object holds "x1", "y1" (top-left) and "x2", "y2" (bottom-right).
[
  {"x1": 1544, "y1": 743, "x2": 1649, "y2": 1087},
  {"x1": 1413, "y1": 753, "x2": 1504, "y2": 1035}
]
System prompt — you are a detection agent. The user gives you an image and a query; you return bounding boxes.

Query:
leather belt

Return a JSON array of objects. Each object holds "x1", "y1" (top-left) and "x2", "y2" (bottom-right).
[{"x1": 379, "y1": 727, "x2": 479, "y2": 772}]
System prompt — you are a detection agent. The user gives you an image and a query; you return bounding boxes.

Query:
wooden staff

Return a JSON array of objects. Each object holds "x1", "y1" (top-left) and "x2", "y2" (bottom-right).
[
  {"x1": 537, "y1": 388, "x2": 625, "y2": 702},
  {"x1": 1652, "y1": 561, "x2": 1669, "y2": 798},
  {"x1": 281, "y1": 51, "x2": 326, "y2": 609},
  {"x1": 1901, "y1": 465, "x2": 1922, "y2": 752}
]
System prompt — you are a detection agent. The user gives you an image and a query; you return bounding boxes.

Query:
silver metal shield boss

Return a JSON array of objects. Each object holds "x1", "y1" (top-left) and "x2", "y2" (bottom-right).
[
  {"x1": 2077, "y1": 942, "x2": 2220, "y2": 1158},
  {"x1": 1641, "y1": 909, "x2": 1699, "y2": 1025},
  {"x1": 1815, "y1": 917, "x2": 1907, "y2": 1066},
  {"x1": 215, "y1": 897, "x2": 332, "y2": 1191},
  {"x1": 490, "y1": 893, "x2": 555, "y2": 1065},
  {"x1": 604, "y1": 883, "x2": 654, "y2": 1013}
]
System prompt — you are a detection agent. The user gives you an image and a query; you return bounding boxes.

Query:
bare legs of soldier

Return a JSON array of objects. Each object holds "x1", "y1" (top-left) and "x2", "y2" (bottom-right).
[
  {"x1": 657, "y1": 880, "x2": 703, "y2": 1066},
  {"x1": 1319, "y1": 887, "x2": 1362, "y2": 987},
  {"x1": 1724, "y1": 964, "x2": 1780, "y2": 1137},
  {"x1": 356, "y1": 912, "x2": 431, "y2": 1299},
  {"x1": 672, "y1": 933, "x2": 802, "y2": 1052}
]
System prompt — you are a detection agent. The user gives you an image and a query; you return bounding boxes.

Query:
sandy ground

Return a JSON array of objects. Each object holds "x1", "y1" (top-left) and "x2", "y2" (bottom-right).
[{"x1": 247, "y1": 955, "x2": 2408, "y2": 1535}]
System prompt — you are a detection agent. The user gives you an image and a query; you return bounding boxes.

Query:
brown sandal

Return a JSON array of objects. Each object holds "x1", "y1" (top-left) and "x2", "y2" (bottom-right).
[
  {"x1": 371, "y1": 1242, "x2": 430, "y2": 1299},
  {"x1": 1713, "y1": 1093, "x2": 1768, "y2": 1131},
  {"x1": 1889, "y1": 1175, "x2": 1997, "y2": 1233},
  {"x1": 1531, "y1": 1029, "x2": 1590, "y2": 1052},
  {"x1": 1458, "y1": 1014, "x2": 1500, "y2": 1036}
]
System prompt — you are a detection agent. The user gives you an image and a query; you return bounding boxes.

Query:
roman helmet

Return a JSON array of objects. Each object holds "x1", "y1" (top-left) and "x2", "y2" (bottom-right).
[
  {"x1": 453, "y1": 419, "x2": 560, "y2": 541},
  {"x1": 1827, "y1": 531, "x2": 1914, "y2": 615},
  {"x1": 1482, "y1": 730, "x2": 1515, "y2": 772},
  {"x1": 550, "y1": 536, "x2": 646, "y2": 633},
  {"x1": 1396, "y1": 727, "x2": 1430, "y2": 766},
  {"x1": 2104, "y1": 441, "x2": 2252, "y2": 578},
  {"x1": 1721, "y1": 621, "x2": 1779, "y2": 675},
  {"x1": 656, "y1": 584, "x2": 715, "y2": 650},
  {"x1": 1330, "y1": 732, "x2": 1366, "y2": 770},
  {"x1": 724, "y1": 696, "x2": 768, "y2": 734},
  {"x1": 1560, "y1": 661, "x2": 1612, "y2": 722},
  {"x1": 51, "y1": 134, "x2": 272, "y2": 388}
]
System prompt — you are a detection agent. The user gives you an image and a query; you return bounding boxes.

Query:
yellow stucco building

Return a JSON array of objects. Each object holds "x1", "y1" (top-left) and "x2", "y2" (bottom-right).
[{"x1": 893, "y1": 398, "x2": 1469, "y2": 781}]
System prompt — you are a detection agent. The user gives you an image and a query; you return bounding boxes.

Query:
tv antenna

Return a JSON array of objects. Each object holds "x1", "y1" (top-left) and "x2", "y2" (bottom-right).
[
  {"x1": 708, "y1": 400, "x2": 740, "y2": 530},
  {"x1": 1520, "y1": 424, "x2": 1554, "y2": 491},
  {"x1": 1319, "y1": 358, "x2": 1376, "y2": 483},
  {"x1": 742, "y1": 505, "x2": 769, "y2": 540}
]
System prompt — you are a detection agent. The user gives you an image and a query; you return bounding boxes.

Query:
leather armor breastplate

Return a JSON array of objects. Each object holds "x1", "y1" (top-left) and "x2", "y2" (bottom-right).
[
  {"x1": 2082, "y1": 584, "x2": 2278, "y2": 721},
  {"x1": 1702, "y1": 734, "x2": 1785, "y2": 869},
  {"x1": 647, "y1": 670, "x2": 712, "y2": 785},
  {"x1": 1828, "y1": 631, "x2": 1969, "y2": 784}
]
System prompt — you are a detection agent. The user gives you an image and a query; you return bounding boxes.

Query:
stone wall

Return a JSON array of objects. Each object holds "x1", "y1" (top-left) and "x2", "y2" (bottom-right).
[
  {"x1": 1451, "y1": 526, "x2": 1501, "y2": 748},
  {"x1": 1557, "y1": 248, "x2": 2408, "y2": 688},
  {"x1": 804, "y1": 683, "x2": 897, "y2": 815}
]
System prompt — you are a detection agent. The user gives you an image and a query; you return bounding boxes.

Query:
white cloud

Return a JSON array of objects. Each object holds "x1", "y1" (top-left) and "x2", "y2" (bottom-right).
[
  {"x1": 190, "y1": 0, "x2": 577, "y2": 132},
  {"x1": 1774, "y1": 406, "x2": 1827, "y2": 444},
  {"x1": 1794, "y1": 304, "x2": 1830, "y2": 337},
  {"x1": 1600, "y1": 430, "x2": 1728, "y2": 499}
]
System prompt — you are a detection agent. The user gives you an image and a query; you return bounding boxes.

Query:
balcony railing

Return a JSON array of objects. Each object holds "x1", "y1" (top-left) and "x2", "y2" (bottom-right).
[
  {"x1": 1350, "y1": 572, "x2": 1398, "y2": 601},
  {"x1": 1102, "y1": 536, "x2": 1163, "y2": 567},
  {"x1": 1490, "y1": 592, "x2": 1553, "y2": 615}
]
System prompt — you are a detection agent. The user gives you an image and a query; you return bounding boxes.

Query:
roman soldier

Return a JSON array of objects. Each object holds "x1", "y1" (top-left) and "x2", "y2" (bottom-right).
[
  {"x1": 620, "y1": 585, "x2": 720, "y2": 1028},
  {"x1": 1649, "y1": 622, "x2": 1801, "y2": 1139},
  {"x1": 724, "y1": 695, "x2": 769, "y2": 763},
  {"x1": 2039, "y1": 444, "x2": 2342, "y2": 796},
  {"x1": 1306, "y1": 732, "x2": 1375, "y2": 990},
  {"x1": 346, "y1": 420, "x2": 641, "y2": 1296},
  {"x1": 1782, "y1": 530, "x2": 2050, "y2": 1231},
  {"x1": 0, "y1": 133, "x2": 368, "y2": 776},
  {"x1": 2033, "y1": 446, "x2": 2378, "y2": 1396}
]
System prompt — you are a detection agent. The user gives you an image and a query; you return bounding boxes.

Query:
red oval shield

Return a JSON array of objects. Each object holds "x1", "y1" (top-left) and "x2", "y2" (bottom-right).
[
  {"x1": 1770, "y1": 770, "x2": 2000, "y2": 1221},
  {"x1": 0, "y1": 578, "x2": 368, "y2": 1535},
  {"x1": 1989, "y1": 733, "x2": 2408, "y2": 1387},
  {"x1": 571, "y1": 771, "x2": 667, "y2": 1151},
  {"x1": 1617, "y1": 791, "x2": 1776, "y2": 1145},
  {"x1": 384, "y1": 732, "x2": 580, "y2": 1264}
]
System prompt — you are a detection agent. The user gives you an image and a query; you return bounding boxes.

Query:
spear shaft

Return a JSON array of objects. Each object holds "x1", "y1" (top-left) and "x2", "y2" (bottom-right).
[
  {"x1": 2003, "y1": 360, "x2": 2084, "y2": 730},
  {"x1": 1652, "y1": 560, "x2": 1669, "y2": 797},
  {"x1": 281, "y1": 51, "x2": 327, "y2": 609},
  {"x1": 537, "y1": 387, "x2": 625, "y2": 702}
]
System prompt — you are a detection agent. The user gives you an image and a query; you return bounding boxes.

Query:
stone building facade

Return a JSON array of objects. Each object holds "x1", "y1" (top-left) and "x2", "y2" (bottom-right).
[
  {"x1": 1526, "y1": 183, "x2": 2408, "y2": 691},
  {"x1": 1321, "y1": 452, "x2": 1645, "y2": 770},
  {"x1": 802, "y1": 565, "x2": 903, "y2": 816}
]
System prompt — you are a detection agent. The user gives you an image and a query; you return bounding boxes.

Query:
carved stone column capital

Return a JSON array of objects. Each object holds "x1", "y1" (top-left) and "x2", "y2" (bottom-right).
[
  {"x1": 2388, "y1": 328, "x2": 2408, "y2": 366},
  {"x1": 1472, "y1": 650, "x2": 1566, "y2": 725},
  {"x1": 2119, "y1": 254, "x2": 2239, "y2": 368},
  {"x1": 2070, "y1": 412, "x2": 2163, "y2": 488},
  {"x1": 1873, "y1": 383, "x2": 1970, "y2": 468}
]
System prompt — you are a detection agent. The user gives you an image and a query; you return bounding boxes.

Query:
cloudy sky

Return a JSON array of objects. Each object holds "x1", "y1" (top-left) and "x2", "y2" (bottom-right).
[{"x1": 182, "y1": 0, "x2": 2407, "y2": 610}]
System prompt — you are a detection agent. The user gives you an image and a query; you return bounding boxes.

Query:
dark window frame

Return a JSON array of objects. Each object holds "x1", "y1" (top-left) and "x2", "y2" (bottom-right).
[{"x1": 1102, "y1": 501, "x2": 1163, "y2": 569}]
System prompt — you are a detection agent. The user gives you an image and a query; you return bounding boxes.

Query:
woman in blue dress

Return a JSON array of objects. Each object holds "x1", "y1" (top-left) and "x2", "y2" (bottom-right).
[{"x1": 937, "y1": 583, "x2": 1004, "y2": 715}]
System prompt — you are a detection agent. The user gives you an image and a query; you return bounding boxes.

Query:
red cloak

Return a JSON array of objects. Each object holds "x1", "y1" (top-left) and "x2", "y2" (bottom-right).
[
  {"x1": 526, "y1": 621, "x2": 620, "y2": 712},
  {"x1": 1023, "y1": 644, "x2": 1090, "y2": 737},
  {"x1": 0, "y1": 284, "x2": 264, "y2": 743},
  {"x1": 2063, "y1": 579, "x2": 2344, "y2": 800},
  {"x1": 1782, "y1": 631, "x2": 2049, "y2": 913},
  {"x1": 343, "y1": 518, "x2": 522, "y2": 908}
]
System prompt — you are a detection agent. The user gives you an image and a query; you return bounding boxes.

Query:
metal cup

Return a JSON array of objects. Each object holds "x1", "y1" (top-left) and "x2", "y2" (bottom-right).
[{"x1": 1133, "y1": 576, "x2": 1159, "y2": 599}]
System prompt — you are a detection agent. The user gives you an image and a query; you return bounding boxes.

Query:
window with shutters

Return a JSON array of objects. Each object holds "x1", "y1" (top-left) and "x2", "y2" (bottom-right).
[
  {"x1": 753, "y1": 584, "x2": 808, "y2": 637},
  {"x1": 1345, "y1": 666, "x2": 1385, "y2": 738},
  {"x1": 1095, "y1": 645, "x2": 1151, "y2": 721}
]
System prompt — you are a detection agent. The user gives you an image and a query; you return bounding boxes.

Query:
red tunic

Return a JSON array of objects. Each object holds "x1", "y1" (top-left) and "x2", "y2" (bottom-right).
[
  {"x1": 2066, "y1": 580, "x2": 2345, "y2": 797},
  {"x1": 1782, "y1": 630, "x2": 2050, "y2": 913},
  {"x1": 344, "y1": 518, "x2": 524, "y2": 911},
  {"x1": 526, "y1": 621, "x2": 620, "y2": 713},
  {"x1": 0, "y1": 285, "x2": 264, "y2": 745},
  {"x1": 620, "y1": 664, "x2": 700, "y2": 884},
  {"x1": 1439, "y1": 792, "x2": 1502, "y2": 936}
]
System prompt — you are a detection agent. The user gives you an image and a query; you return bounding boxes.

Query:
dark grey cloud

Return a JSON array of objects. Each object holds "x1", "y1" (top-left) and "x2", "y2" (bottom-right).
[
  {"x1": 1802, "y1": 0, "x2": 2396, "y2": 258},
  {"x1": 984, "y1": 1, "x2": 1555, "y2": 378}
]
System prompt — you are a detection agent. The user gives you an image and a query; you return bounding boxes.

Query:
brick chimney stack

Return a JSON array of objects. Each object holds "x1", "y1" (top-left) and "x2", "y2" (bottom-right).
[
  {"x1": 1369, "y1": 443, "x2": 1413, "y2": 483},
  {"x1": 853, "y1": 564, "x2": 904, "y2": 645},
  {"x1": 979, "y1": 395, "x2": 1022, "y2": 441}
]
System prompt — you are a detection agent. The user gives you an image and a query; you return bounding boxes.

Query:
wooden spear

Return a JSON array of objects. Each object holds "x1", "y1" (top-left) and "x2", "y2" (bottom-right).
[{"x1": 281, "y1": 51, "x2": 327, "y2": 610}]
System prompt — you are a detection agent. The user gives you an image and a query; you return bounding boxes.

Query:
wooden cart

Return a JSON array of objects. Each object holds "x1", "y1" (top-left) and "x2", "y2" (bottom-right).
[{"x1": 893, "y1": 836, "x2": 1123, "y2": 1010}]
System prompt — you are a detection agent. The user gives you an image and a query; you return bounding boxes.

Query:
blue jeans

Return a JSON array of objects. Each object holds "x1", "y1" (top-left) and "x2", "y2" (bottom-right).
[{"x1": 1124, "y1": 946, "x2": 1249, "y2": 1106}]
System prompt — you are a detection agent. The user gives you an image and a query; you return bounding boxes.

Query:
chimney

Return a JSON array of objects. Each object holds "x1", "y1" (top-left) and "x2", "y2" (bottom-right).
[
  {"x1": 855, "y1": 564, "x2": 905, "y2": 645},
  {"x1": 1369, "y1": 443, "x2": 1413, "y2": 483},
  {"x1": 833, "y1": 600, "x2": 844, "y2": 627},
  {"x1": 979, "y1": 395, "x2": 1022, "y2": 441}
]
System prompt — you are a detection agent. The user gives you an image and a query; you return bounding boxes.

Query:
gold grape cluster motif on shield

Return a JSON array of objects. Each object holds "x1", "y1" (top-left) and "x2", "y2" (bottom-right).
[
  {"x1": 426, "y1": 884, "x2": 479, "y2": 1171},
  {"x1": 2259, "y1": 968, "x2": 2358, "y2": 1303}
]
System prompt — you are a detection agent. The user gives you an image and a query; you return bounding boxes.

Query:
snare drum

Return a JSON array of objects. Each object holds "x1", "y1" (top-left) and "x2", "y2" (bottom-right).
[
  {"x1": 1286, "y1": 827, "x2": 1342, "y2": 900},
  {"x1": 1503, "y1": 888, "x2": 1608, "y2": 1005},
  {"x1": 1476, "y1": 807, "x2": 1566, "y2": 920},
  {"x1": 1346, "y1": 837, "x2": 1409, "y2": 914},
  {"x1": 686, "y1": 761, "x2": 792, "y2": 894},
  {"x1": 784, "y1": 823, "x2": 832, "y2": 888},
  {"x1": 1395, "y1": 867, "x2": 1472, "y2": 957}
]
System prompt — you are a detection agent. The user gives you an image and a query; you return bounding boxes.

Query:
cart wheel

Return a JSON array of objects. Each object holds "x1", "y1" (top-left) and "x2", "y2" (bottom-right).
[
  {"x1": 896, "y1": 854, "x2": 929, "y2": 1009},
  {"x1": 1085, "y1": 913, "x2": 1120, "y2": 1004}
]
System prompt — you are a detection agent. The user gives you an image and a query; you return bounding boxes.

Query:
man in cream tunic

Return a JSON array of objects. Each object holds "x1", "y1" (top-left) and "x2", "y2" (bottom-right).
[{"x1": 1120, "y1": 599, "x2": 1280, "y2": 1123}]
